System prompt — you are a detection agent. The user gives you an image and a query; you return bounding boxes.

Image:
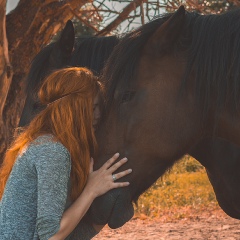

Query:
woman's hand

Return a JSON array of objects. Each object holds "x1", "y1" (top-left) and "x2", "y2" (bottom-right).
[{"x1": 84, "y1": 153, "x2": 132, "y2": 199}]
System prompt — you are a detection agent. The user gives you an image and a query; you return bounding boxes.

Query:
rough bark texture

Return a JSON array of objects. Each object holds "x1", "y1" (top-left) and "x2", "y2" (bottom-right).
[{"x1": 0, "y1": 0, "x2": 13, "y2": 157}]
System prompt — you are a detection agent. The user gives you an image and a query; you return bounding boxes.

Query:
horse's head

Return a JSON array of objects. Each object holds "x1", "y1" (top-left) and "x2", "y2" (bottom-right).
[
  {"x1": 19, "y1": 20, "x2": 75, "y2": 127},
  {"x1": 19, "y1": 23, "x2": 119, "y2": 127},
  {"x1": 89, "y1": 6, "x2": 203, "y2": 228},
  {"x1": 89, "y1": 6, "x2": 240, "y2": 228}
]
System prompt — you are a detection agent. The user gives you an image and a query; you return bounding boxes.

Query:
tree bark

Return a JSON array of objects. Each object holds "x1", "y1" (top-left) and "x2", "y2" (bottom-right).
[{"x1": 0, "y1": 0, "x2": 13, "y2": 158}]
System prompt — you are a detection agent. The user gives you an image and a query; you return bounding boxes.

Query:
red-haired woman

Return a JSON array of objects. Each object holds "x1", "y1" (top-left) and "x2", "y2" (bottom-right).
[{"x1": 0, "y1": 67, "x2": 132, "y2": 240}]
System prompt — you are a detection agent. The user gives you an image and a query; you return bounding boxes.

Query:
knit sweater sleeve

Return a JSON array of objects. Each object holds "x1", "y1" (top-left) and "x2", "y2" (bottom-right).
[{"x1": 32, "y1": 141, "x2": 71, "y2": 240}]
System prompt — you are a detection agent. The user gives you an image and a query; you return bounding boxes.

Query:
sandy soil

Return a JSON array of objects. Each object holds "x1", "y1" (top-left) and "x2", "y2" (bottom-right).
[{"x1": 93, "y1": 210, "x2": 240, "y2": 239}]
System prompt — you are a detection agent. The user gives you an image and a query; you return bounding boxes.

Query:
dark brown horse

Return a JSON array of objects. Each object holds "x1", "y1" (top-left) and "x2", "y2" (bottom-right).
[
  {"x1": 88, "y1": 6, "x2": 240, "y2": 228},
  {"x1": 19, "y1": 21, "x2": 118, "y2": 127},
  {"x1": 21, "y1": 15, "x2": 240, "y2": 231}
]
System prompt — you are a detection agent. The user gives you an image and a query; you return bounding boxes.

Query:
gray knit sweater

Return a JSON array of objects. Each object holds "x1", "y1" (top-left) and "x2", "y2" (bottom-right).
[{"x1": 0, "y1": 135, "x2": 97, "y2": 240}]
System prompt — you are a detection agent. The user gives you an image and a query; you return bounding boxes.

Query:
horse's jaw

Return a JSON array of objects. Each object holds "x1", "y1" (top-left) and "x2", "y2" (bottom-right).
[{"x1": 89, "y1": 188, "x2": 134, "y2": 228}]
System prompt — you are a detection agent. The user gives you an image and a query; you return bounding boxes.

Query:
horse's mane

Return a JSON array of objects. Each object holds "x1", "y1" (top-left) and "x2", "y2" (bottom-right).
[
  {"x1": 25, "y1": 35, "x2": 119, "y2": 95},
  {"x1": 71, "y1": 36, "x2": 119, "y2": 75},
  {"x1": 184, "y1": 9, "x2": 240, "y2": 116},
  {"x1": 25, "y1": 43, "x2": 55, "y2": 93},
  {"x1": 103, "y1": 8, "x2": 240, "y2": 117}
]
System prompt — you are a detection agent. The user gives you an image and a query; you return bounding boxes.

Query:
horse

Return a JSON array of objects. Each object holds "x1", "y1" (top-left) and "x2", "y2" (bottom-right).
[
  {"x1": 19, "y1": 20, "x2": 118, "y2": 127},
  {"x1": 21, "y1": 14, "x2": 240, "y2": 231},
  {"x1": 86, "y1": 6, "x2": 240, "y2": 229}
]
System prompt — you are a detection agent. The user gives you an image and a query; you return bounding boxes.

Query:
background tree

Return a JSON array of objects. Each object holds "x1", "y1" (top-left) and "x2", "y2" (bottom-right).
[{"x1": 0, "y1": 0, "x2": 239, "y2": 162}]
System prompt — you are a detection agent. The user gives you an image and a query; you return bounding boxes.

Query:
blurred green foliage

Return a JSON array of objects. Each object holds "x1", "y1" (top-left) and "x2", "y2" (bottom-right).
[{"x1": 134, "y1": 156, "x2": 218, "y2": 218}]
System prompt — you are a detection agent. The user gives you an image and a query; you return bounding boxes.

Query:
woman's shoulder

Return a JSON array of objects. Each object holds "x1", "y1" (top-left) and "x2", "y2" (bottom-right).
[
  {"x1": 26, "y1": 134, "x2": 70, "y2": 160},
  {"x1": 31, "y1": 134, "x2": 58, "y2": 144}
]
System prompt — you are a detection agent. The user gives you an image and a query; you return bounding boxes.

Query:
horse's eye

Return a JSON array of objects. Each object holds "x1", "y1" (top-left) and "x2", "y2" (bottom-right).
[{"x1": 121, "y1": 91, "x2": 135, "y2": 103}]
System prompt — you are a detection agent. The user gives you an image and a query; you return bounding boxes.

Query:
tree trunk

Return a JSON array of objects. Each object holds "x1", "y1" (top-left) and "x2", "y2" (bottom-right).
[{"x1": 0, "y1": 0, "x2": 13, "y2": 160}]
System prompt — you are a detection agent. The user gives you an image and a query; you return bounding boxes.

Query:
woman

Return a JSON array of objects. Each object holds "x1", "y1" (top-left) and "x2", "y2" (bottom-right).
[{"x1": 0, "y1": 67, "x2": 132, "y2": 239}]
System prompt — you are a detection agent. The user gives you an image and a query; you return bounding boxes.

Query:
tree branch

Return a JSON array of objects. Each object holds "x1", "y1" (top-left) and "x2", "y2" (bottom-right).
[
  {"x1": 70, "y1": 8, "x2": 99, "y2": 32},
  {"x1": 96, "y1": 0, "x2": 147, "y2": 36}
]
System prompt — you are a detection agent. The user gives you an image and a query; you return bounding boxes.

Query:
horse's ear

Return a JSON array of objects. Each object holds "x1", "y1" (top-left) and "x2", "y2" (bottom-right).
[
  {"x1": 144, "y1": 6, "x2": 185, "y2": 56},
  {"x1": 58, "y1": 20, "x2": 75, "y2": 56}
]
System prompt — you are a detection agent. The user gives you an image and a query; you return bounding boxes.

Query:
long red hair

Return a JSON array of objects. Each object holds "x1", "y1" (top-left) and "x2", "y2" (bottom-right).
[{"x1": 0, "y1": 67, "x2": 103, "y2": 201}]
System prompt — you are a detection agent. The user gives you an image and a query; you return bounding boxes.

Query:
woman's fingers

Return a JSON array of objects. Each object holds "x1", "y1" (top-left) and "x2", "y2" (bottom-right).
[
  {"x1": 86, "y1": 155, "x2": 132, "y2": 198},
  {"x1": 112, "y1": 169, "x2": 132, "y2": 181},
  {"x1": 102, "y1": 153, "x2": 120, "y2": 169},
  {"x1": 108, "y1": 157, "x2": 128, "y2": 173}
]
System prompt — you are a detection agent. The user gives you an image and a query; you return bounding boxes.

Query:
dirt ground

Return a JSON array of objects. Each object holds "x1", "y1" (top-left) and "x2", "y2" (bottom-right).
[{"x1": 93, "y1": 209, "x2": 240, "y2": 239}]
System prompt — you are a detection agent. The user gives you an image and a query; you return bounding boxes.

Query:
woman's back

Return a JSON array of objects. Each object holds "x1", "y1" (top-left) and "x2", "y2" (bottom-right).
[{"x1": 0, "y1": 135, "x2": 71, "y2": 240}]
